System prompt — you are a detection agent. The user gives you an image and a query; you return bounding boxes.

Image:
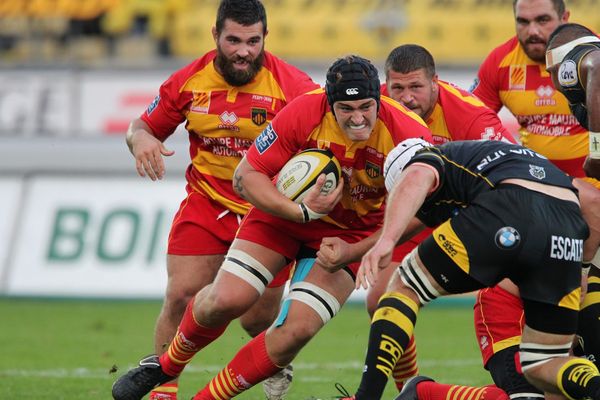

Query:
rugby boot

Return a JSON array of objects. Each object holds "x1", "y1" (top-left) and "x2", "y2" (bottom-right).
[
  {"x1": 112, "y1": 354, "x2": 176, "y2": 400},
  {"x1": 263, "y1": 364, "x2": 294, "y2": 399},
  {"x1": 394, "y1": 376, "x2": 433, "y2": 400}
]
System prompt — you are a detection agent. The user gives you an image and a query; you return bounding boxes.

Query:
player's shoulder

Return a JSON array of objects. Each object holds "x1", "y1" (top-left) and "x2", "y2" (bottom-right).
[
  {"x1": 482, "y1": 36, "x2": 519, "y2": 65},
  {"x1": 276, "y1": 89, "x2": 328, "y2": 119},
  {"x1": 262, "y1": 51, "x2": 310, "y2": 75},
  {"x1": 379, "y1": 96, "x2": 428, "y2": 126}
]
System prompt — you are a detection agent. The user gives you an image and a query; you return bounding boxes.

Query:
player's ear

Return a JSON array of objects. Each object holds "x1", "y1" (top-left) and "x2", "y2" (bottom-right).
[
  {"x1": 211, "y1": 26, "x2": 218, "y2": 43},
  {"x1": 561, "y1": 10, "x2": 570, "y2": 23}
]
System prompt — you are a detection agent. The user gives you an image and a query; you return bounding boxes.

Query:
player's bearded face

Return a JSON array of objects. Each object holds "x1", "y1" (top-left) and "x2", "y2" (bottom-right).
[
  {"x1": 514, "y1": 0, "x2": 566, "y2": 63},
  {"x1": 215, "y1": 44, "x2": 265, "y2": 86}
]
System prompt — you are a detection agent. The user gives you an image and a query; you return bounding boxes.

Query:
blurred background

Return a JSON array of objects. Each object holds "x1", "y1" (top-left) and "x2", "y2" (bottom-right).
[{"x1": 1, "y1": 0, "x2": 599, "y2": 300}]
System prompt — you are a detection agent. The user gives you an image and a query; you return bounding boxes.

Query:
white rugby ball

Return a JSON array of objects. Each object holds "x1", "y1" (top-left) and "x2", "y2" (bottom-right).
[{"x1": 276, "y1": 148, "x2": 341, "y2": 203}]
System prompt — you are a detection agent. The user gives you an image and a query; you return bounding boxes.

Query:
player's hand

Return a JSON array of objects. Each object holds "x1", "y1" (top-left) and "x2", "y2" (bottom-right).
[
  {"x1": 303, "y1": 174, "x2": 344, "y2": 215},
  {"x1": 356, "y1": 237, "x2": 395, "y2": 289},
  {"x1": 316, "y1": 236, "x2": 352, "y2": 272},
  {"x1": 129, "y1": 130, "x2": 174, "y2": 181}
]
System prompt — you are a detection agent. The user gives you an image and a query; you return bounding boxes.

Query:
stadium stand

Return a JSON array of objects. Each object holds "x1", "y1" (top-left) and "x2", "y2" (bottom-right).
[{"x1": 0, "y1": 0, "x2": 598, "y2": 66}]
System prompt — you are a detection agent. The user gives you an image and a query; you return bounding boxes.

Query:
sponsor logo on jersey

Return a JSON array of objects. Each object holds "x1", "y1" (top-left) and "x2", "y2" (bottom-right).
[
  {"x1": 550, "y1": 235, "x2": 583, "y2": 261},
  {"x1": 534, "y1": 85, "x2": 557, "y2": 107},
  {"x1": 218, "y1": 111, "x2": 240, "y2": 131},
  {"x1": 146, "y1": 95, "x2": 160, "y2": 115},
  {"x1": 509, "y1": 65, "x2": 526, "y2": 90},
  {"x1": 255, "y1": 124, "x2": 278, "y2": 154},
  {"x1": 251, "y1": 94, "x2": 273, "y2": 105},
  {"x1": 468, "y1": 77, "x2": 480, "y2": 93},
  {"x1": 495, "y1": 226, "x2": 520, "y2": 249},
  {"x1": 528, "y1": 164, "x2": 546, "y2": 180},
  {"x1": 558, "y1": 60, "x2": 578, "y2": 87},
  {"x1": 481, "y1": 127, "x2": 502, "y2": 141},
  {"x1": 190, "y1": 91, "x2": 210, "y2": 114},
  {"x1": 251, "y1": 107, "x2": 267, "y2": 126}
]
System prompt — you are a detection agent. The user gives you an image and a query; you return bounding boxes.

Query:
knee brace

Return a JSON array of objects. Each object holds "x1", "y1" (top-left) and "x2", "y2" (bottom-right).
[
  {"x1": 398, "y1": 248, "x2": 440, "y2": 305},
  {"x1": 275, "y1": 258, "x2": 340, "y2": 326},
  {"x1": 221, "y1": 249, "x2": 273, "y2": 295}
]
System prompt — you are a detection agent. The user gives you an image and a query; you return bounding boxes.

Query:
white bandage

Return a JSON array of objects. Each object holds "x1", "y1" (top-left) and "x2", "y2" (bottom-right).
[
  {"x1": 545, "y1": 36, "x2": 600, "y2": 68},
  {"x1": 299, "y1": 203, "x2": 326, "y2": 223},
  {"x1": 589, "y1": 132, "x2": 600, "y2": 159},
  {"x1": 221, "y1": 249, "x2": 274, "y2": 294},
  {"x1": 398, "y1": 248, "x2": 440, "y2": 305},
  {"x1": 519, "y1": 341, "x2": 572, "y2": 372},
  {"x1": 286, "y1": 281, "x2": 341, "y2": 324}
]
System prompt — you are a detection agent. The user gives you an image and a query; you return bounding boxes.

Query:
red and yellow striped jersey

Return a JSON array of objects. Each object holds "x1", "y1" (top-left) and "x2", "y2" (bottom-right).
[
  {"x1": 246, "y1": 90, "x2": 433, "y2": 230},
  {"x1": 472, "y1": 36, "x2": 588, "y2": 177},
  {"x1": 384, "y1": 80, "x2": 514, "y2": 144},
  {"x1": 140, "y1": 50, "x2": 319, "y2": 214}
]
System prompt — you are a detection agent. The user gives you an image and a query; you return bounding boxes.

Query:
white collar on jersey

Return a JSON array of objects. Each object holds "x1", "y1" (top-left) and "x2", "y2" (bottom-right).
[{"x1": 545, "y1": 36, "x2": 600, "y2": 69}]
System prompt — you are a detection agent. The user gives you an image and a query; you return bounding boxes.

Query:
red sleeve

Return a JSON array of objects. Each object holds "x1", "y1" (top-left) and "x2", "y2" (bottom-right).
[
  {"x1": 139, "y1": 72, "x2": 187, "y2": 141},
  {"x1": 140, "y1": 55, "x2": 214, "y2": 141},
  {"x1": 471, "y1": 46, "x2": 505, "y2": 113},
  {"x1": 246, "y1": 93, "x2": 326, "y2": 176}
]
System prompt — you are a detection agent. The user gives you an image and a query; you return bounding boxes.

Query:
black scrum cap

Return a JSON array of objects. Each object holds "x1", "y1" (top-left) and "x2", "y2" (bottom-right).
[{"x1": 325, "y1": 55, "x2": 380, "y2": 112}]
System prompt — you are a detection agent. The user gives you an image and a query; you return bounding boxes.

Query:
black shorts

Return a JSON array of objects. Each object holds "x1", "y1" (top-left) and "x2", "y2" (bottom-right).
[{"x1": 419, "y1": 184, "x2": 588, "y2": 334}]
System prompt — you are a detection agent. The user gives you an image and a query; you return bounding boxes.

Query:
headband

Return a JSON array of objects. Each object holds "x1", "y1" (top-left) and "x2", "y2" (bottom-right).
[{"x1": 545, "y1": 36, "x2": 600, "y2": 68}]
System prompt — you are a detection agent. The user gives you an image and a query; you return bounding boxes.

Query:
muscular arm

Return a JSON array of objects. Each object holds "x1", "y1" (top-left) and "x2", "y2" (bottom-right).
[
  {"x1": 357, "y1": 165, "x2": 437, "y2": 288},
  {"x1": 233, "y1": 156, "x2": 343, "y2": 223},
  {"x1": 583, "y1": 51, "x2": 600, "y2": 179}
]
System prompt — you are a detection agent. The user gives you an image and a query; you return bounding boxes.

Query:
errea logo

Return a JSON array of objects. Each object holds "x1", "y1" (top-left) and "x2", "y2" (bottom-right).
[
  {"x1": 346, "y1": 88, "x2": 359, "y2": 95},
  {"x1": 219, "y1": 111, "x2": 238, "y2": 125}
]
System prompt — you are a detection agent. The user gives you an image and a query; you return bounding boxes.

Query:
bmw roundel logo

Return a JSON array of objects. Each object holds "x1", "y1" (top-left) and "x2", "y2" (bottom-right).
[{"x1": 494, "y1": 226, "x2": 521, "y2": 249}]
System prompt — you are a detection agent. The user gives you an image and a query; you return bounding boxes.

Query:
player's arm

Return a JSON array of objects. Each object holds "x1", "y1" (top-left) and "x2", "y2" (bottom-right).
[
  {"x1": 582, "y1": 51, "x2": 600, "y2": 179},
  {"x1": 126, "y1": 118, "x2": 175, "y2": 181},
  {"x1": 357, "y1": 164, "x2": 437, "y2": 289},
  {"x1": 233, "y1": 156, "x2": 343, "y2": 223},
  {"x1": 317, "y1": 219, "x2": 425, "y2": 272}
]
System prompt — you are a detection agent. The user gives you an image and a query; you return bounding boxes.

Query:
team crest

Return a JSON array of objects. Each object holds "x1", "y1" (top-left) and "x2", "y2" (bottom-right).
[
  {"x1": 365, "y1": 161, "x2": 381, "y2": 179},
  {"x1": 529, "y1": 164, "x2": 546, "y2": 180},
  {"x1": 494, "y1": 226, "x2": 521, "y2": 249},
  {"x1": 251, "y1": 107, "x2": 267, "y2": 126}
]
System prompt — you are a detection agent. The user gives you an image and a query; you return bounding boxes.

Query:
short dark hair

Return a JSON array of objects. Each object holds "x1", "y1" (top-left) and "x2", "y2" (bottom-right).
[
  {"x1": 385, "y1": 44, "x2": 436, "y2": 79},
  {"x1": 512, "y1": 0, "x2": 565, "y2": 18},
  {"x1": 548, "y1": 23, "x2": 596, "y2": 49},
  {"x1": 215, "y1": 0, "x2": 267, "y2": 35}
]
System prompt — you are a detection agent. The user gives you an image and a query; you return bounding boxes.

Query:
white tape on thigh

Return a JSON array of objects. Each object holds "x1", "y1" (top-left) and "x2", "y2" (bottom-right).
[
  {"x1": 286, "y1": 281, "x2": 341, "y2": 324},
  {"x1": 398, "y1": 248, "x2": 440, "y2": 305},
  {"x1": 221, "y1": 249, "x2": 274, "y2": 294},
  {"x1": 519, "y1": 341, "x2": 572, "y2": 372}
]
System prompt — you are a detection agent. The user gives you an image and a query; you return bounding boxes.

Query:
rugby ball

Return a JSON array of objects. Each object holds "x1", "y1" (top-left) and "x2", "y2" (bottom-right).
[{"x1": 276, "y1": 148, "x2": 341, "y2": 203}]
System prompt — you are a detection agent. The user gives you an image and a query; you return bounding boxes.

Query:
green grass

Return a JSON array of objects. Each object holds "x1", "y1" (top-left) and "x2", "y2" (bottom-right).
[{"x1": 0, "y1": 298, "x2": 490, "y2": 399}]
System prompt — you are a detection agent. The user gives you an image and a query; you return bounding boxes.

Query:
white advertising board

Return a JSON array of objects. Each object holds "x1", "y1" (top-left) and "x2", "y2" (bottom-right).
[
  {"x1": 0, "y1": 71, "x2": 73, "y2": 137},
  {"x1": 0, "y1": 177, "x2": 23, "y2": 289},
  {"x1": 7, "y1": 176, "x2": 185, "y2": 297}
]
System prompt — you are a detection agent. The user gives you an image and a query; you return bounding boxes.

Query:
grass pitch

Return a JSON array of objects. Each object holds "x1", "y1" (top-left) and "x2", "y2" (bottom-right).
[{"x1": 0, "y1": 297, "x2": 490, "y2": 399}]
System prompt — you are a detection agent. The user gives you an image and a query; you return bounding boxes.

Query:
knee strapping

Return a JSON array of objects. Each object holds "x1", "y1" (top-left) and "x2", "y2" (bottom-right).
[
  {"x1": 221, "y1": 249, "x2": 273, "y2": 294},
  {"x1": 398, "y1": 249, "x2": 440, "y2": 305},
  {"x1": 285, "y1": 281, "x2": 341, "y2": 324},
  {"x1": 519, "y1": 341, "x2": 572, "y2": 372}
]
